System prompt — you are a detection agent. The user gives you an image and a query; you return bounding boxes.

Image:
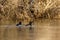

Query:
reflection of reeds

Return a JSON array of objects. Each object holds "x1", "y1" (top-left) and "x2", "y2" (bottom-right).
[{"x1": 0, "y1": 0, "x2": 60, "y2": 24}]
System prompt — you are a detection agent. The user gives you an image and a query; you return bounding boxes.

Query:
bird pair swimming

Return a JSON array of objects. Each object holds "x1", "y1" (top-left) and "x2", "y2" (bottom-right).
[{"x1": 16, "y1": 21, "x2": 33, "y2": 30}]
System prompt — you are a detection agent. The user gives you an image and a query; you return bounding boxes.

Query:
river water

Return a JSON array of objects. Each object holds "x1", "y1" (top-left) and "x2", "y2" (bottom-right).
[{"x1": 0, "y1": 19, "x2": 60, "y2": 40}]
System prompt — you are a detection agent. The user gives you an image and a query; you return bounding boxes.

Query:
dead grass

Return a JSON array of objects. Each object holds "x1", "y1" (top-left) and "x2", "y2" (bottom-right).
[{"x1": 0, "y1": 0, "x2": 60, "y2": 24}]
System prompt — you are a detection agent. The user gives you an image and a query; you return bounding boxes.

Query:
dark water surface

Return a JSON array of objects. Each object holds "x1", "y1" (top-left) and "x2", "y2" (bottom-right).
[{"x1": 0, "y1": 19, "x2": 60, "y2": 40}]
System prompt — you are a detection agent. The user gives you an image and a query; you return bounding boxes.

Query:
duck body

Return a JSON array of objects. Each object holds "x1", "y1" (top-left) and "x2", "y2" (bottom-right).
[
  {"x1": 25, "y1": 21, "x2": 32, "y2": 26},
  {"x1": 25, "y1": 21, "x2": 33, "y2": 30},
  {"x1": 16, "y1": 22, "x2": 22, "y2": 27},
  {"x1": 16, "y1": 24, "x2": 20, "y2": 26}
]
